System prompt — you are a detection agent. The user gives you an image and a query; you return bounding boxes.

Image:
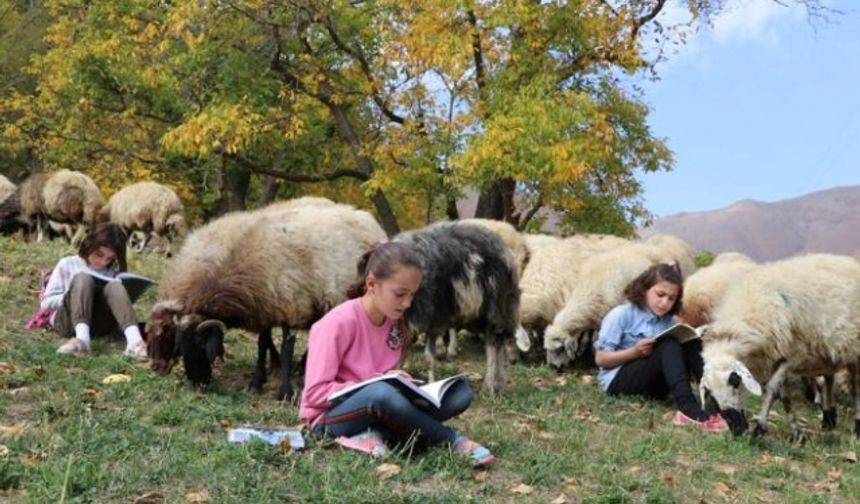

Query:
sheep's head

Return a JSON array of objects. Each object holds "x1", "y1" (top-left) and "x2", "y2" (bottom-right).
[
  {"x1": 544, "y1": 325, "x2": 573, "y2": 370},
  {"x1": 176, "y1": 315, "x2": 226, "y2": 386},
  {"x1": 699, "y1": 357, "x2": 762, "y2": 436},
  {"x1": 146, "y1": 302, "x2": 183, "y2": 375}
]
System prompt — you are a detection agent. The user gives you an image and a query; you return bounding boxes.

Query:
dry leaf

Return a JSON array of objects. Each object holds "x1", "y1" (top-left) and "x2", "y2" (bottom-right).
[
  {"x1": 662, "y1": 475, "x2": 676, "y2": 487},
  {"x1": 562, "y1": 477, "x2": 578, "y2": 493},
  {"x1": 0, "y1": 362, "x2": 15, "y2": 374},
  {"x1": 716, "y1": 464, "x2": 737, "y2": 475},
  {"x1": 537, "y1": 430, "x2": 557, "y2": 440},
  {"x1": 102, "y1": 373, "x2": 131, "y2": 384},
  {"x1": 279, "y1": 437, "x2": 293, "y2": 454},
  {"x1": 185, "y1": 490, "x2": 211, "y2": 502},
  {"x1": 219, "y1": 419, "x2": 233, "y2": 429},
  {"x1": 554, "y1": 376, "x2": 568, "y2": 386},
  {"x1": 32, "y1": 366, "x2": 45, "y2": 377},
  {"x1": 510, "y1": 483, "x2": 534, "y2": 495},
  {"x1": 0, "y1": 444, "x2": 9, "y2": 458},
  {"x1": 828, "y1": 467, "x2": 843, "y2": 479},
  {"x1": 841, "y1": 451, "x2": 857, "y2": 463},
  {"x1": 82, "y1": 388, "x2": 101, "y2": 398},
  {"x1": 626, "y1": 465, "x2": 642, "y2": 475},
  {"x1": 474, "y1": 470, "x2": 490, "y2": 482},
  {"x1": 580, "y1": 374, "x2": 594, "y2": 385},
  {"x1": 133, "y1": 492, "x2": 164, "y2": 504},
  {"x1": 376, "y1": 463, "x2": 401, "y2": 480},
  {"x1": 714, "y1": 481, "x2": 732, "y2": 497},
  {"x1": 551, "y1": 495, "x2": 568, "y2": 504},
  {"x1": 0, "y1": 424, "x2": 25, "y2": 436},
  {"x1": 9, "y1": 386, "x2": 29, "y2": 397}
]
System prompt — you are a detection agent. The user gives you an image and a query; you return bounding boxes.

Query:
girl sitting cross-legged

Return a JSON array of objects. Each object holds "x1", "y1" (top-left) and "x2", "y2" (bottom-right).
[{"x1": 299, "y1": 241, "x2": 494, "y2": 466}]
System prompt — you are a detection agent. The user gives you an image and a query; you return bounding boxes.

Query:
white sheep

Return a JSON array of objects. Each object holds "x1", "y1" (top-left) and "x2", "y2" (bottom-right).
[
  {"x1": 515, "y1": 233, "x2": 628, "y2": 353},
  {"x1": 146, "y1": 197, "x2": 385, "y2": 399},
  {"x1": 699, "y1": 254, "x2": 860, "y2": 438},
  {"x1": 0, "y1": 175, "x2": 14, "y2": 203},
  {"x1": 99, "y1": 181, "x2": 188, "y2": 253},
  {"x1": 543, "y1": 236, "x2": 695, "y2": 369},
  {"x1": 677, "y1": 252, "x2": 757, "y2": 327},
  {"x1": 41, "y1": 169, "x2": 105, "y2": 243}
]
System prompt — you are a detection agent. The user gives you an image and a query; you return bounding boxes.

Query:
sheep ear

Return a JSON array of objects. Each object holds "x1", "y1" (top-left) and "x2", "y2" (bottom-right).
[{"x1": 731, "y1": 363, "x2": 762, "y2": 396}]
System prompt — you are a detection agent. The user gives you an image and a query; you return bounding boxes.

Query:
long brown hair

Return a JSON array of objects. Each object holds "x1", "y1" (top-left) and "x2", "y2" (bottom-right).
[
  {"x1": 78, "y1": 223, "x2": 128, "y2": 273},
  {"x1": 624, "y1": 263, "x2": 684, "y2": 316},
  {"x1": 346, "y1": 241, "x2": 423, "y2": 363}
]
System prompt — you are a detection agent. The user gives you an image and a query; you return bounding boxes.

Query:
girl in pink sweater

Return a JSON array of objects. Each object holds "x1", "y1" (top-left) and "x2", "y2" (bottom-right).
[{"x1": 300, "y1": 242, "x2": 493, "y2": 466}]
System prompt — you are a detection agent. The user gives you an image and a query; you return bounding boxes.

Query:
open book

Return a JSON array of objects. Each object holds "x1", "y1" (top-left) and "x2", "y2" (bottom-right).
[
  {"x1": 83, "y1": 268, "x2": 156, "y2": 303},
  {"x1": 328, "y1": 372, "x2": 467, "y2": 409},
  {"x1": 653, "y1": 323, "x2": 700, "y2": 344}
]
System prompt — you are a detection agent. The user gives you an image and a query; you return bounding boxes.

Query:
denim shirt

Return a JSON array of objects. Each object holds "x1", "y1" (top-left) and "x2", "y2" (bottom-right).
[{"x1": 593, "y1": 303, "x2": 675, "y2": 392}]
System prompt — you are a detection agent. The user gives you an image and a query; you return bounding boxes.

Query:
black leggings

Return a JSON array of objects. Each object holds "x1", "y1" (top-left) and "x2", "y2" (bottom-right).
[{"x1": 607, "y1": 338, "x2": 706, "y2": 420}]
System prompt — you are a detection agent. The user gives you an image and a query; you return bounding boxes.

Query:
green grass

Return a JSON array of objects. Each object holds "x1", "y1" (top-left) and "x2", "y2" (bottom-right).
[{"x1": 2, "y1": 235, "x2": 860, "y2": 503}]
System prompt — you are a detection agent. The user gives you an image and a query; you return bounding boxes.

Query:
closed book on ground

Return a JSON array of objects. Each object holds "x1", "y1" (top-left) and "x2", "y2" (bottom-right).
[{"x1": 328, "y1": 372, "x2": 467, "y2": 409}]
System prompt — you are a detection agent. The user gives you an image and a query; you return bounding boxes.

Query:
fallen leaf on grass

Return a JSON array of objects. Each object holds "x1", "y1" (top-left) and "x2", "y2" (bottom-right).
[
  {"x1": 554, "y1": 376, "x2": 568, "y2": 386},
  {"x1": 376, "y1": 463, "x2": 401, "y2": 480},
  {"x1": 537, "y1": 430, "x2": 557, "y2": 440},
  {"x1": 32, "y1": 366, "x2": 45, "y2": 377},
  {"x1": 510, "y1": 483, "x2": 534, "y2": 495},
  {"x1": 8, "y1": 387, "x2": 29, "y2": 397},
  {"x1": 716, "y1": 464, "x2": 737, "y2": 475},
  {"x1": 828, "y1": 467, "x2": 843, "y2": 479},
  {"x1": 219, "y1": 419, "x2": 233, "y2": 429},
  {"x1": 0, "y1": 362, "x2": 15, "y2": 374},
  {"x1": 756, "y1": 454, "x2": 786, "y2": 465},
  {"x1": 185, "y1": 490, "x2": 211, "y2": 502},
  {"x1": 626, "y1": 466, "x2": 642, "y2": 476},
  {"x1": 562, "y1": 477, "x2": 578, "y2": 493},
  {"x1": 580, "y1": 375, "x2": 594, "y2": 385},
  {"x1": 102, "y1": 373, "x2": 131, "y2": 384},
  {"x1": 0, "y1": 444, "x2": 9, "y2": 458},
  {"x1": 714, "y1": 481, "x2": 732, "y2": 497},
  {"x1": 133, "y1": 492, "x2": 164, "y2": 504},
  {"x1": 0, "y1": 424, "x2": 25, "y2": 437},
  {"x1": 82, "y1": 388, "x2": 101, "y2": 398},
  {"x1": 662, "y1": 475, "x2": 676, "y2": 487},
  {"x1": 474, "y1": 470, "x2": 490, "y2": 482},
  {"x1": 551, "y1": 495, "x2": 568, "y2": 504},
  {"x1": 840, "y1": 451, "x2": 857, "y2": 463}
]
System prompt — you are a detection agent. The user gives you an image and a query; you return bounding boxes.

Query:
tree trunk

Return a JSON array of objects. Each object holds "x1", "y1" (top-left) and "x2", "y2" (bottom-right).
[
  {"x1": 258, "y1": 174, "x2": 280, "y2": 206},
  {"x1": 211, "y1": 157, "x2": 230, "y2": 218},
  {"x1": 231, "y1": 168, "x2": 251, "y2": 211},
  {"x1": 445, "y1": 194, "x2": 459, "y2": 221},
  {"x1": 474, "y1": 178, "x2": 516, "y2": 223}
]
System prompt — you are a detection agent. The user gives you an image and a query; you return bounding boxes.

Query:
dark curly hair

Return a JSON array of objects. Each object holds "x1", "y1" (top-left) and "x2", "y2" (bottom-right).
[
  {"x1": 78, "y1": 223, "x2": 128, "y2": 273},
  {"x1": 623, "y1": 263, "x2": 683, "y2": 316}
]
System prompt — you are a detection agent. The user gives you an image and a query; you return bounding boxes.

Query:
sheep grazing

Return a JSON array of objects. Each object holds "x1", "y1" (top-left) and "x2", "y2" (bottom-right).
[
  {"x1": 699, "y1": 254, "x2": 860, "y2": 438},
  {"x1": 677, "y1": 252, "x2": 756, "y2": 327},
  {"x1": 145, "y1": 197, "x2": 385, "y2": 399},
  {"x1": 0, "y1": 176, "x2": 22, "y2": 235},
  {"x1": 99, "y1": 181, "x2": 187, "y2": 253},
  {"x1": 10, "y1": 172, "x2": 50, "y2": 240},
  {"x1": 544, "y1": 235, "x2": 696, "y2": 369},
  {"x1": 515, "y1": 233, "x2": 627, "y2": 353},
  {"x1": 394, "y1": 221, "x2": 520, "y2": 394},
  {"x1": 0, "y1": 175, "x2": 14, "y2": 203},
  {"x1": 41, "y1": 169, "x2": 105, "y2": 243}
]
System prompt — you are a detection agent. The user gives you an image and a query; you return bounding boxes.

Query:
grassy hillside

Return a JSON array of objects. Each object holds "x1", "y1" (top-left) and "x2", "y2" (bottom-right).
[{"x1": 0, "y1": 236, "x2": 858, "y2": 503}]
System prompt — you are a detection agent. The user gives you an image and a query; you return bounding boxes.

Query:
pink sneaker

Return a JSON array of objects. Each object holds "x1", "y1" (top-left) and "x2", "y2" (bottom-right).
[
  {"x1": 672, "y1": 411, "x2": 728, "y2": 433},
  {"x1": 335, "y1": 429, "x2": 390, "y2": 458}
]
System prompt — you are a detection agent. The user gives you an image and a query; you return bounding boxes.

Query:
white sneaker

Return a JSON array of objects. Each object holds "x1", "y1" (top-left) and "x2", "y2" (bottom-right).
[{"x1": 124, "y1": 342, "x2": 148, "y2": 361}]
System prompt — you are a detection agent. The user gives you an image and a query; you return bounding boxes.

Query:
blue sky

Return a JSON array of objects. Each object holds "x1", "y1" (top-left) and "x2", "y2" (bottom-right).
[{"x1": 638, "y1": 0, "x2": 860, "y2": 217}]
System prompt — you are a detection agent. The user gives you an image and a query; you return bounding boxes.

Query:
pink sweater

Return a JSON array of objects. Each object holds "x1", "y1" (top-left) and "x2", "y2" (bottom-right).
[{"x1": 299, "y1": 298, "x2": 403, "y2": 426}]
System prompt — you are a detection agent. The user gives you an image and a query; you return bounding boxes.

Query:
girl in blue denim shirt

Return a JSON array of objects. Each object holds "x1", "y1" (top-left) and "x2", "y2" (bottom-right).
[{"x1": 593, "y1": 264, "x2": 727, "y2": 432}]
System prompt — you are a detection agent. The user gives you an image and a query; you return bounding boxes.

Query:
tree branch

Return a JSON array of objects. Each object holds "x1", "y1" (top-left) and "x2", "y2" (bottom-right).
[{"x1": 231, "y1": 153, "x2": 369, "y2": 183}]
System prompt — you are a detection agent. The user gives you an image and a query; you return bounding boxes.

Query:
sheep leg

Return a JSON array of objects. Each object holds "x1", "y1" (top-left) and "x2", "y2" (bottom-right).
[
  {"x1": 820, "y1": 374, "x2": 837, "y2": 431},
  {"x1": 483, "y1": 331, "x2": 508, "y2": 395},
  {"x1": 752, "y1": 361, "x2": 790, "y2": 438},
  {"x1": 778, "y1": 385, "x2": 802, "y2": 442},
  {"x1": 851, "y1": 364, "x2": 860, "y2": 438},
  {"x1": 248, "y1": 328, "x2": 273, "y2": 393},
  {"x1": 425, "y1": 331, "x2": 437, "y2": 383},
  {"x1": 277, "y1": 327, "x2": 296, "y2": 402},
  {"x1": 446, "y1": 328, "x2": 459, "y2": 360}
]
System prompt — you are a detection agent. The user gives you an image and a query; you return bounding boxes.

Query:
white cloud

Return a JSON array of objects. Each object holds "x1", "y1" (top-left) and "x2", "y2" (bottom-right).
[{"x1": 711, "y1": 0, "x2": 805, "y2": 46}]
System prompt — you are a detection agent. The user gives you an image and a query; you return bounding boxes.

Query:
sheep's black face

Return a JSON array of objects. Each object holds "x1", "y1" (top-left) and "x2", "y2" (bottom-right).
[
  {"x1": 177, "y1": 318, "x2": 226, "y2": 387},
  {"x1": 721, "y1": 408, "x2": 748, "y2": 436}
]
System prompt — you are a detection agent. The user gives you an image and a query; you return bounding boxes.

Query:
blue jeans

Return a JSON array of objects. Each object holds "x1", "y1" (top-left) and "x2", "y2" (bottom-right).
[{"x1": 312, "y1": 380, "x2": 473, "y2": 445}]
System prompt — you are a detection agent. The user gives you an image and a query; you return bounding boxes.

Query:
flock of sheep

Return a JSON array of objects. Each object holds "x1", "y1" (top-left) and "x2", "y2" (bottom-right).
[{"x1": 4, "y1": 170, "x2": 860, "y2": 441}]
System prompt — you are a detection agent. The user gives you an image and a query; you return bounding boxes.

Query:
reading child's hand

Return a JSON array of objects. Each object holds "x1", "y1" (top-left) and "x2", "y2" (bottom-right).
[
  {"x1": 391, "y1": 369, "x2": 423, "y2": 384},
  {"x1": 634, "y1": 338, "x2": 655, "y2": 358}
]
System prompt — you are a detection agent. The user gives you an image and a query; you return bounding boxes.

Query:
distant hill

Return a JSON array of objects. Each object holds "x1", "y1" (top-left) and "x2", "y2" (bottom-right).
[{"x1": 640, "y1": 185, "x2": 860, "y2": 261}]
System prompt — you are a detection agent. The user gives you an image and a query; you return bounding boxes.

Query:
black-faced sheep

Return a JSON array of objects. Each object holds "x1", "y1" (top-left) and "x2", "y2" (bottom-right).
[
  {"x1": 394, "y1": 222, "x2": 520, "y2": 394},
  {"x1": 700, "y1": 254, "x2": 860, "y2": 438},
  {"x1": 99, "y1": 181, "x2": 188, "y2": 253},
  {"x1": 145, "y1": 197, "x2": 385, "y2": 399}
]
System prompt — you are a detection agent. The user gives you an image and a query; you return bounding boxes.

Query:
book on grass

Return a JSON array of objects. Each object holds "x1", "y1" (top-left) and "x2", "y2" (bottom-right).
[
  {"x1": 83, "y1": 268, "x2": 156, "y2": 303},
  {"x1": 328, "y1": 372, "x2": 467, "y2": 409},
  {"x1": 652, "y1": 323, "x2": 700, "y2": 344}
]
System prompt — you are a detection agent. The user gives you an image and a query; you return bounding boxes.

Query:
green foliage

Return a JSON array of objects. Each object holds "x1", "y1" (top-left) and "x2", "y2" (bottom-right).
[{"x1": 695, "y1": 250, "x2": 716, "y2": 268}]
